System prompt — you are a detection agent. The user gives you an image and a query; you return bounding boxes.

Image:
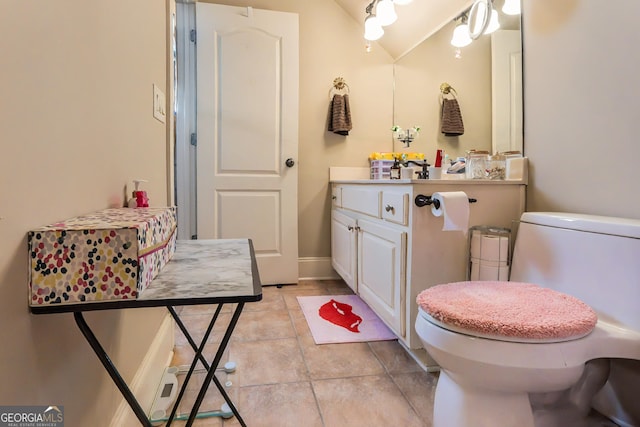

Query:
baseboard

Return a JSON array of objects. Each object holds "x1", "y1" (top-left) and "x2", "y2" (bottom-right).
[
  {"x1": 109, "y1": 313, "x2": 174, "y2": 427},
  {"x1": 298, "y1": 257, "x2": 340, "y2": 280}
]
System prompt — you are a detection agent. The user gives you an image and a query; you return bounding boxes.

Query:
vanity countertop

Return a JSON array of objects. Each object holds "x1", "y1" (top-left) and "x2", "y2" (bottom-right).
[
  {"x1": 330, "y1": 178, "x2": 527, "y2": 185},
  {"x1": 329, "y1": 164, "x2": 528, "y2": 185}
]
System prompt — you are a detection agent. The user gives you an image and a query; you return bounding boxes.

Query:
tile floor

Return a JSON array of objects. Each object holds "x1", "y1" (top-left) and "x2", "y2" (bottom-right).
[{"x1": 168, "y1": 279, "x2": 437, "y2": 427}]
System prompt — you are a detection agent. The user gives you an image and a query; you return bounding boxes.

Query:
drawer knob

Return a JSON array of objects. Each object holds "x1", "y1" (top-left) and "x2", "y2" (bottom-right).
[
  {"x1": 332, "y1": 195, "x2": 337, "y2": 200},
  {"x1": 385, "y1": 204, "x2": 394, "y2": 213},
  {"x1": 347, "y1": 225, "x2": 354, "y2": 231}
]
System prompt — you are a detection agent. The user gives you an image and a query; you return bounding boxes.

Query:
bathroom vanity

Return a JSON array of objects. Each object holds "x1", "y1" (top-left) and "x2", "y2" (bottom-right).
[{"x1": 330, "y1": 169, "x2": 526, "y2": 369}]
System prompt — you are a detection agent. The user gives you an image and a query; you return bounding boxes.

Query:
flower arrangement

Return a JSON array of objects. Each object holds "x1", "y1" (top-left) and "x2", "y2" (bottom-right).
[{"x1": 392, "y1": 125, "x2": 421, "y2": 147}]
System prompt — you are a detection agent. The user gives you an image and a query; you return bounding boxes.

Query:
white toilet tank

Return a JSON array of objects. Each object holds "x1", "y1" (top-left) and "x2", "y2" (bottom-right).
[
  {"x1": 510, "y1": 212, "x2": 640, "y2": 426},
  {"x1": 510, "y1": 212, "x2": 640, "y2": 331}
]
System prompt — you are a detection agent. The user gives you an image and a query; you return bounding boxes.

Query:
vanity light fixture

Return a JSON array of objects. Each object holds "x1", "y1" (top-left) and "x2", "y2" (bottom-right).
[
  {"x1": 376, "y1": 0, "x2": 398, "y2": 26},
  {"x1": 451, "y1": 14, "x2": 472, "y2": 48},
  {"x1": 502, "y1": 0, "x2": 521, "y2": 15},
  {"x1": 363, "y1": 0, "x2": 412, "y2": 44},
  {"x1": 483, "y1": 7, "x2": 500, "y2": 34},
  {"x1": 452, "y1": 0, "x2": 503, "y2": 51},
  {"x1": 364, "y1": 3, "x2": 384, "y2": 41}
]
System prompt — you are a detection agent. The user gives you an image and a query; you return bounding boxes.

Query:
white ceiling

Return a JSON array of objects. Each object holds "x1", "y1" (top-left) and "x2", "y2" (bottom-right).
[{"x1": 334, "y1": 0, "x2": 474, "y2": 60}]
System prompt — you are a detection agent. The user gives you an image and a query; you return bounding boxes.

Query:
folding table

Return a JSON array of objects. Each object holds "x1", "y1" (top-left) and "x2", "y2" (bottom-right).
[{"x1": 30, "y1": 239, "x2": 263, "y2": 427}]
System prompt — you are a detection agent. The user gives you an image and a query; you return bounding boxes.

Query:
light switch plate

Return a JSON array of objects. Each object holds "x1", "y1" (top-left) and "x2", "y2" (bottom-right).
[{"x1": 153, "y1": 84, "x2": 166, "y2": 123}]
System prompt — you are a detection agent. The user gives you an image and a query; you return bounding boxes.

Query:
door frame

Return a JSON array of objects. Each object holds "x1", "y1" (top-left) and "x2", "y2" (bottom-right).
[{"x1": 175, "y1": 2, "x2": 197, "y2": 241}]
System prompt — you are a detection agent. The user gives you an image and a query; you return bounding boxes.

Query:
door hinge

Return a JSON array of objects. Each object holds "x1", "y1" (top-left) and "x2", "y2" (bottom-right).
[
  {"x1": 190, "y1": 133, "x2": 197, "y2": 147},
  {"x1": 190, "y1": 29, "x2": 196, "y2": 43},
  {"x1": 191, "y1": 234, "x2": 197, "y2": 240}
]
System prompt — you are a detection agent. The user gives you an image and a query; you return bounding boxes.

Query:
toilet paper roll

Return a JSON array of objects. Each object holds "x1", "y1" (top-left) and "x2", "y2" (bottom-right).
[
  {"x1": 471, "y1": 235, "x2": 509, "y2": 262},
  {"x1": 470, "y1": 260, "x2": 510, "y2": 281},
  {"x1": 431, "y1": 191, "x2": 470, "y2": 233},
  {"x1": 480, "y1": 263, "x2": 510, "y2": 281},
  {"x1": 470, "y1": 230, "x2": 483, "y2": 258}
]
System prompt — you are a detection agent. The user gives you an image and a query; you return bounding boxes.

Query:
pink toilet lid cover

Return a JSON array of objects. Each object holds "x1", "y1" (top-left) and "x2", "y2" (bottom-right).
[{"x1": 417, "y1": 281, "x2": 597, "y2": 341}]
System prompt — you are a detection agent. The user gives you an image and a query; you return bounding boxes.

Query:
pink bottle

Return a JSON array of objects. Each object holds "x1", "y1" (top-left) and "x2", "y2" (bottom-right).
[{"x1": 128, "y1": 180, "x2": 149, "y2": 208}]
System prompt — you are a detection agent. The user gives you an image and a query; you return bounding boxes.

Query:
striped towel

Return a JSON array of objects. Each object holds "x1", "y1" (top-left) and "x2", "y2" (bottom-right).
[
  {"x1": 328, "y1": 94, "x2": 352, "y2": 136},
  {"x1": 441, "y1": 98, "x2": 464, "y2": 136}
]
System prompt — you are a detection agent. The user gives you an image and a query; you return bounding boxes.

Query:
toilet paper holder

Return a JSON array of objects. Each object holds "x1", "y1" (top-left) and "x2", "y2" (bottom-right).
[{"x1": 414, "y1": 194, "x2": 477, "y2": 209}]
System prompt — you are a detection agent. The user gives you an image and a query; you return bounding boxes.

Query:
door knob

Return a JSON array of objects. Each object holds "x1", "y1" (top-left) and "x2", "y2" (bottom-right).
[{"x1": 285, "y1": 158, "x2": 295, "y2": 167}]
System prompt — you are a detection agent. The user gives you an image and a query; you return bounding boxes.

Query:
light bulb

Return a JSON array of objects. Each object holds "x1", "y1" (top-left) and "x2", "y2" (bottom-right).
[
  {"x1": 376, "y1": 0, "x2": 397, "y2": 26},
  {"x1": 502, "y1": 0, "x2": 521, "y2": 15},
  {"x1": 484, "y1": 9, "x2": 500, "y2": 34},
  {"x1": 364, "y1": 14, "x2": 384, "y2": 41},
  {"x1": 393, "y1": 0, "x2": 413, "y2": 5},
  {"x1": 451, "y1": 22, "x2": 472, "y2": 47}
]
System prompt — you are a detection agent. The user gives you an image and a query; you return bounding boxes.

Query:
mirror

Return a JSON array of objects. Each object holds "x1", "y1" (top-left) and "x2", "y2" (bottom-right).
[{"x1": 393, "y1": 0, "x2": 522, "y2": 161}]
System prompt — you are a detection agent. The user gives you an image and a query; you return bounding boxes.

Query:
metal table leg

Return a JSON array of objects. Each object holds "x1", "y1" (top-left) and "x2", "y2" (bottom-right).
[
  {"x1": 169, "y1": 303, "x2": 247, "y2": 427},
  {"x1": 73, "y1": 312, "x2": 152, "y2": 427},
  {"x1": 74, "y1": 303, "x2": 247, "y2": 427},
  {"x1": 164, "y1": 304, "x2": 223, "y2": 427}
]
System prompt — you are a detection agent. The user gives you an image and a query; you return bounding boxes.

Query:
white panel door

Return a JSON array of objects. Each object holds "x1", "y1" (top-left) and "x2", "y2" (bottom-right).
[
  {"x1": 196, "y1": 4, "x2": 299, "y2": 285},
  {"x1": 492, "y1": 30, "x2": 523, "y2": 154}
]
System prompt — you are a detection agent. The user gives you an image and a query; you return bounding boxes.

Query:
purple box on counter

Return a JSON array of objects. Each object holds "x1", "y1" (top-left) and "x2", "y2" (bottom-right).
[{"x1": 28, "y1": 207, "x2": 177, "y2": 306}]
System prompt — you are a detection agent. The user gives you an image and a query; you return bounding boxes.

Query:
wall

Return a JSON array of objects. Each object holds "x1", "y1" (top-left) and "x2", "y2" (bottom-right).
[
  {"x1": 394, "y1": 19, "x2": 492, "y2": 159},
  {"x1": 523, "y1": 0, "x2": 640, "y2": 218},
  {"x1": 200, "y1": 0, "x2": 395, "y2": 262},
  {"x1": 0, "y1": 1, "x2": 170, "y2": 425}
]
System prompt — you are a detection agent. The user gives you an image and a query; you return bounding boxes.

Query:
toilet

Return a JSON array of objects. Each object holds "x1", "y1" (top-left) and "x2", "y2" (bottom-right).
[{"x1": 415, "y1": 212, "x2": 640, "y2": 427}]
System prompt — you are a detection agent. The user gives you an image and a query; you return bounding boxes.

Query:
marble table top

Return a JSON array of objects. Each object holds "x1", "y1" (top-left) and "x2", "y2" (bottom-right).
[{"x1": 139, "y1": 239, "x2": 260, "y2": 300}]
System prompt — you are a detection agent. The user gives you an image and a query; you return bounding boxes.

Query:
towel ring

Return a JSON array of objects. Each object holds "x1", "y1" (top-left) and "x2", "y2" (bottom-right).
[
  {"x1": 439, "y1": 82, "x2": 458, "y2": 104},
  {"x1": 440, "y1": 82, "x2": 457, "y2": 96},
  {"x1": 329, "y1": 77, "x2": 350, "y2": 99}
]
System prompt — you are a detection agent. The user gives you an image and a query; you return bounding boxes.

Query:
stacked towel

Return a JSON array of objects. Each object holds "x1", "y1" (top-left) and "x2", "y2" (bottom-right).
[
  {"x1": 440, "y1": 98, "x2": 464, "y2": 136},
  {"x1": 328, "y1": 94, "x2": 352, "y2": 136}
]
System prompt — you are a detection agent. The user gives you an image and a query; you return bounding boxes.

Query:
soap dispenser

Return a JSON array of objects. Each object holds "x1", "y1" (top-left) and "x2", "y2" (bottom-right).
[
  {"x1": 128, "y1": 179, "x2": 149, "y2": 208},
  {"x1": 390, "y1": 157, "x2": 401, "y2": 179}
]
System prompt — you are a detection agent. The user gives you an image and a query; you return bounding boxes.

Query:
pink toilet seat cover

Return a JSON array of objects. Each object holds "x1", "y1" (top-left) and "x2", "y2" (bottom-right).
[{"x1": 417, "y1": 281, "x2": 597, "y2": 341}]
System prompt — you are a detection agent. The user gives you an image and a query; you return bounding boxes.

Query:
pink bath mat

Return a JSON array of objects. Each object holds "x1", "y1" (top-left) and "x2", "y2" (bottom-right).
[{"x1": 297, "y1": 295, "x2": 397, "y2": 344}]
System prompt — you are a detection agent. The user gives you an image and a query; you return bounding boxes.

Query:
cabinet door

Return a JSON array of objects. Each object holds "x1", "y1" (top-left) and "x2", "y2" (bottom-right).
[
  {"x1": 331, "y1": 210, "x2": 357, "y2": 291},
  {"x1": 357, "y1": 218, "x2": 406, "y2": 337}
]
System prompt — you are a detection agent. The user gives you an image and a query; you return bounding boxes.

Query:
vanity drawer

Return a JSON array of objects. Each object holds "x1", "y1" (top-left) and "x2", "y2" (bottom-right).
[
  {"x1": 341, "y1": 187, "x2": 381, "y2": 218},
  {"x1": 381, "y1": 191, "x2": 409, "y2": 225}
]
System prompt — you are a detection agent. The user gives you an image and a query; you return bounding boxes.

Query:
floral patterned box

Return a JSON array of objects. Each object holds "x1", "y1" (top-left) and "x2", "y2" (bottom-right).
[{"x1": 28, "y1": 207, "x2": 177, "y2": 306}]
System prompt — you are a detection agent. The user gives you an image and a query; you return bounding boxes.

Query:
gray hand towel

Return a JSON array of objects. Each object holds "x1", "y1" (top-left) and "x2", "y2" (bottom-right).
[
  {"x1": 328, "y1": 94, "x2": 352, "y2": 136},
  {"x1": 441, "y1": 98, "x2": 464, "y2": 136}
]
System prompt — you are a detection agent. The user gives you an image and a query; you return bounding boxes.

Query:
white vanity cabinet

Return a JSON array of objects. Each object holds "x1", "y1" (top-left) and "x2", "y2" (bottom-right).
[
  {"x1": 331, "y1": 184, "x2": 411, "y2": 338},
  {"x1": 330, "y1": 179, "x2": 526, "y2": 369}
]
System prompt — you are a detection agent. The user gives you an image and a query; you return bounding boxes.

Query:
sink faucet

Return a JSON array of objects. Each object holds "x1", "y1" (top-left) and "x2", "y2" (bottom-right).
[{"x1": 405, "y1": 160, "x2": 430, "y2": 179}]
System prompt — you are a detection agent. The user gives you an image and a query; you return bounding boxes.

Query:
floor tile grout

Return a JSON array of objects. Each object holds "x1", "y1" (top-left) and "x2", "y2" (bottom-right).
[{"x1": 171, "y1": 279, "x2": 434, "y2": 426}]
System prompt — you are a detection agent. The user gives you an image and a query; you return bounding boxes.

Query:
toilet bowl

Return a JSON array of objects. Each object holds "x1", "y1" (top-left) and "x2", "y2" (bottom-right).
[
  {"x1": 416, "y1": 305, "x2": 639, "y2": 427},
  {"x1": 415, "y1": 212, "x2": 640, "y2": 427}
]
